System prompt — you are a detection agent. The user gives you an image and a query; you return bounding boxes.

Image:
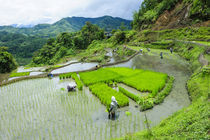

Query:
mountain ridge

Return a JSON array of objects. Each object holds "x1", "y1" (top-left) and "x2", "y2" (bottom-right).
[{"x1": 0, "y1": 16, "x2": 131, "y2": 37}]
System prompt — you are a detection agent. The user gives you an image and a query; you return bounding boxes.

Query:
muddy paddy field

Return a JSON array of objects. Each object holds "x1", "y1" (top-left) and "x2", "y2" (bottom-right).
[{"x1": 0, "y1": 52, "x2": 191, "y2": 140}]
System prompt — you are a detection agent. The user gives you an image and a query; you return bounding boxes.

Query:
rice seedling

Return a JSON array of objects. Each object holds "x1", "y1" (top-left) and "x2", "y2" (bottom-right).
[
  {"x1": 0, "y1": 69, "x2": 172, "y2": 140},
  {"x1": 60, "y1": 88, "x2": 65, "y2": 91},
  {"x1": 125, "y1": 111, "x2": 131, "y2": 116},
  {"x1": 71, "y1": 73, "x2": 83, "y2": 91},
  {"x1": 154, "y1": 76, "x2": 174, "y2": 104},
  {"x1": 105, "y1": 67, "x2": 143, "y2": 77},
  {"x1": 119, "y1": 87, "x2": 139, "y2": 102},
  {"x1": 89, "y1": 83, "x2": 129, "y2": 108},
  {"x1": 121, "y1": 70, "x2": 168, "y2": 94},
  {"x1": 9, "y1": 72, "x2": 30, "y2": 77},
  {"x1": 79, "y1": 68, "x2": 122, "y2": 86},
  {"x1": 59, "y1": 72, "x2": 73, "y2": 79},
  {"x1": 138, "y1": 76, "x2": 174, "y2": 111}
]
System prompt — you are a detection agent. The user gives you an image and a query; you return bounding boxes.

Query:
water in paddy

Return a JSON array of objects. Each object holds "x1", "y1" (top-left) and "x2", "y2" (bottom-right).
[
  {"x1": 0, "y1": 78, "x2": 144, "y2": 140},
  {"x1": 110, "y1": 53, "x2": 191, "y2": 125},
  {"x1": 0, "y1": 52, "x2": 191, "y2": 139},
  {"x1": 51, "y1": 62, "x2": 98, "y2": 74}
]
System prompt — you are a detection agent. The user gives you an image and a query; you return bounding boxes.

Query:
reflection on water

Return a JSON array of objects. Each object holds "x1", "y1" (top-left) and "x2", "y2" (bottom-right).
[
  {"x1": 51, "y1": 62, "x2": 98, "y2": 74},
  {"x1": 29, "y1": 72, "x2": 44, "y2": 76}
]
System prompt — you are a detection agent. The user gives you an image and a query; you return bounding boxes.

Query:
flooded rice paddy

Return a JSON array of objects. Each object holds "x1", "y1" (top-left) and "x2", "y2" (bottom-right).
[
  {"x1": 0, "y1": 78, "x2": 144, "y2": 140},
  {"x1": 51, "y1": 62, "x2": 98, "y2": 74},
  {"x1": 0, "y1": 52, "x2": 191, "y2": 139}
]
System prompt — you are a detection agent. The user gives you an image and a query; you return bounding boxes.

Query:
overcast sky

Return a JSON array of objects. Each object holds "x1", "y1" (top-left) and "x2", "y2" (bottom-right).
[{"x1": 0, "y1": 0, "x2": 142, "y2": 26}]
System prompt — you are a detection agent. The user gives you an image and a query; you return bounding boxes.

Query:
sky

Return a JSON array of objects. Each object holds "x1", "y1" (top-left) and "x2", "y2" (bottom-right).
[{"x1": 0, "y1": 0, "x2": 142, "y2": 26}]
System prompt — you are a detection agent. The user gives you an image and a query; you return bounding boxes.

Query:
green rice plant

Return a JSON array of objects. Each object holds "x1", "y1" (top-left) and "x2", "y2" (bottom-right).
[
  {"x1": 154, "y1": 76, "x2": 174, "y2": 104},
  {"x1": 121, "y1": 70, "x2": 168, "y2": 94},
  {"x1": 89, "y1": 83, "x2": 129, "y2": 108},
  {"x1": 119, "y1": 87, "x2": 139, "y2": 102},
  {"x1": 105, "y1": 67, "x2": 144, "y2": 77},
  {"x1": 59, "y1": 72, "x2": 73, "y2": 79},
  {"x1": 71, "y1": 73, "x2": 83, "y2": 90},
  {"x1": 125, "y1": 111, "x2": 131, "y2": 116},
  {"x1": 9, "y1": 72, "x2": 30, "y2": 77},
  {"x1": 138, "y1": 98, "x2": 154, "y2": 111},
  {"x1": 60, "y1": 88, "x2": 65, "y2": 91},
  {"x1": 138, "y1": 76, "x2": 174, "y2": 111},
  {"x1": 79, "y1": 68, "x2": 122, "y2": 86}
]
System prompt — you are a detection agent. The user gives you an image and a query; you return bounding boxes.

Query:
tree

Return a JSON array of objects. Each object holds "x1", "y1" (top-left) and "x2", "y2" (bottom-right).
[
  {"x1": 0, "y1": 47, "x2": 17, "y2": 73},
  {"x1": 80, "y1": 22, "x2": 105, "y2": 49},
  {"x1": 113, "y1": 30, "x2": 126, "y2": 44},
  {"x1": 120, "y1": 22, "x2": 127, "y2": 31}
]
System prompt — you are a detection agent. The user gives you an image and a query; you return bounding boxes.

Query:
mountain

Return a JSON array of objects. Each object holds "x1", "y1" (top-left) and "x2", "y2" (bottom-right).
[{"x1": 0, "y1": 16, "x2": 131, "y2": 37}]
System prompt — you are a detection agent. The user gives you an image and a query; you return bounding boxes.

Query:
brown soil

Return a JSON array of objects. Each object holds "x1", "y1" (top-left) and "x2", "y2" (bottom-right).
[{"x1": 152, "y1": 2, "x2": 210, "y2": 30}]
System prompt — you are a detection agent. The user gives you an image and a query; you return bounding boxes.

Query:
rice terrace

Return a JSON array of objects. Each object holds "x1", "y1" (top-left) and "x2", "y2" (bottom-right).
[
  {"x1": 0, "y1": 0, "x2": 210, "y2": 139},
  {"x1": 0, "y1": 53, "x2": 195, "y2": 139}
]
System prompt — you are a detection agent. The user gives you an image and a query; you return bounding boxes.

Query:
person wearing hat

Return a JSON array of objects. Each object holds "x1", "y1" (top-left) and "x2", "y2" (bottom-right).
[
  {"x1": 67, "y1": 83, "x2": 76, "y2": 92},
  {"x1": 160, "y1": 52, "x2": 163, "y2": 59},
  {"x1": 108, "y1": 96, "x2": 119, "y2": 119}
]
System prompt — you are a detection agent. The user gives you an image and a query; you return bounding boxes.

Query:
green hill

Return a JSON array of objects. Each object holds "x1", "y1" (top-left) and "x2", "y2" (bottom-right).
[
  {"x1": 0, "y1": 31, "x2": 47, "y2": 65},
  {"x1": 0, "y1": 16, "x2": 131, "y2": 37}
]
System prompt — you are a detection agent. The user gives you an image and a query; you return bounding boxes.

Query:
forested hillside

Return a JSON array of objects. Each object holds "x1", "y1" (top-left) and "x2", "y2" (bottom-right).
[
  {"x1": 31, "y1": 22, "x2": 104, "y2": 65},
  {"x1": 0, "y1": 32, "x2": 47, "y2": 65},
  {"x1": 0, "y1": 16, "x2": 131, "y2": 66},
  {"x1": 0, "y1": 16, "x2": 131, "y2": 38},
  {"x1": 132, "y1": 0, "x2": 210, "y2": 30}
]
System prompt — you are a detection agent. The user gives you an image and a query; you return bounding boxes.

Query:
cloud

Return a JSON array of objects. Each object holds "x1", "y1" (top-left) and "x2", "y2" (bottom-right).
[{"x1": 0, "y1": 0, "x2": 142, "y2": 25}]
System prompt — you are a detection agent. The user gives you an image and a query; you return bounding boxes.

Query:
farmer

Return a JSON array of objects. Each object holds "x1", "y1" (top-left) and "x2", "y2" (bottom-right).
[
  {"x1": 67, "y1": 83, "x2": 76, "y2": 92},
  {"x1": 170, "y1": 48, "x2": 173, "y2": 54},
  {"x1": 139, "y1": 49, "x2": 143, "y2": 53},
  {"x1": 108, "y1": 96, "x2": 119, "y2": 119},
  {"x1": 47, "y1": 73, "x2": 53, "y2": 78},
  {"x1": 160, "y1": 52, "x2": 163, "y2": 59}
]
